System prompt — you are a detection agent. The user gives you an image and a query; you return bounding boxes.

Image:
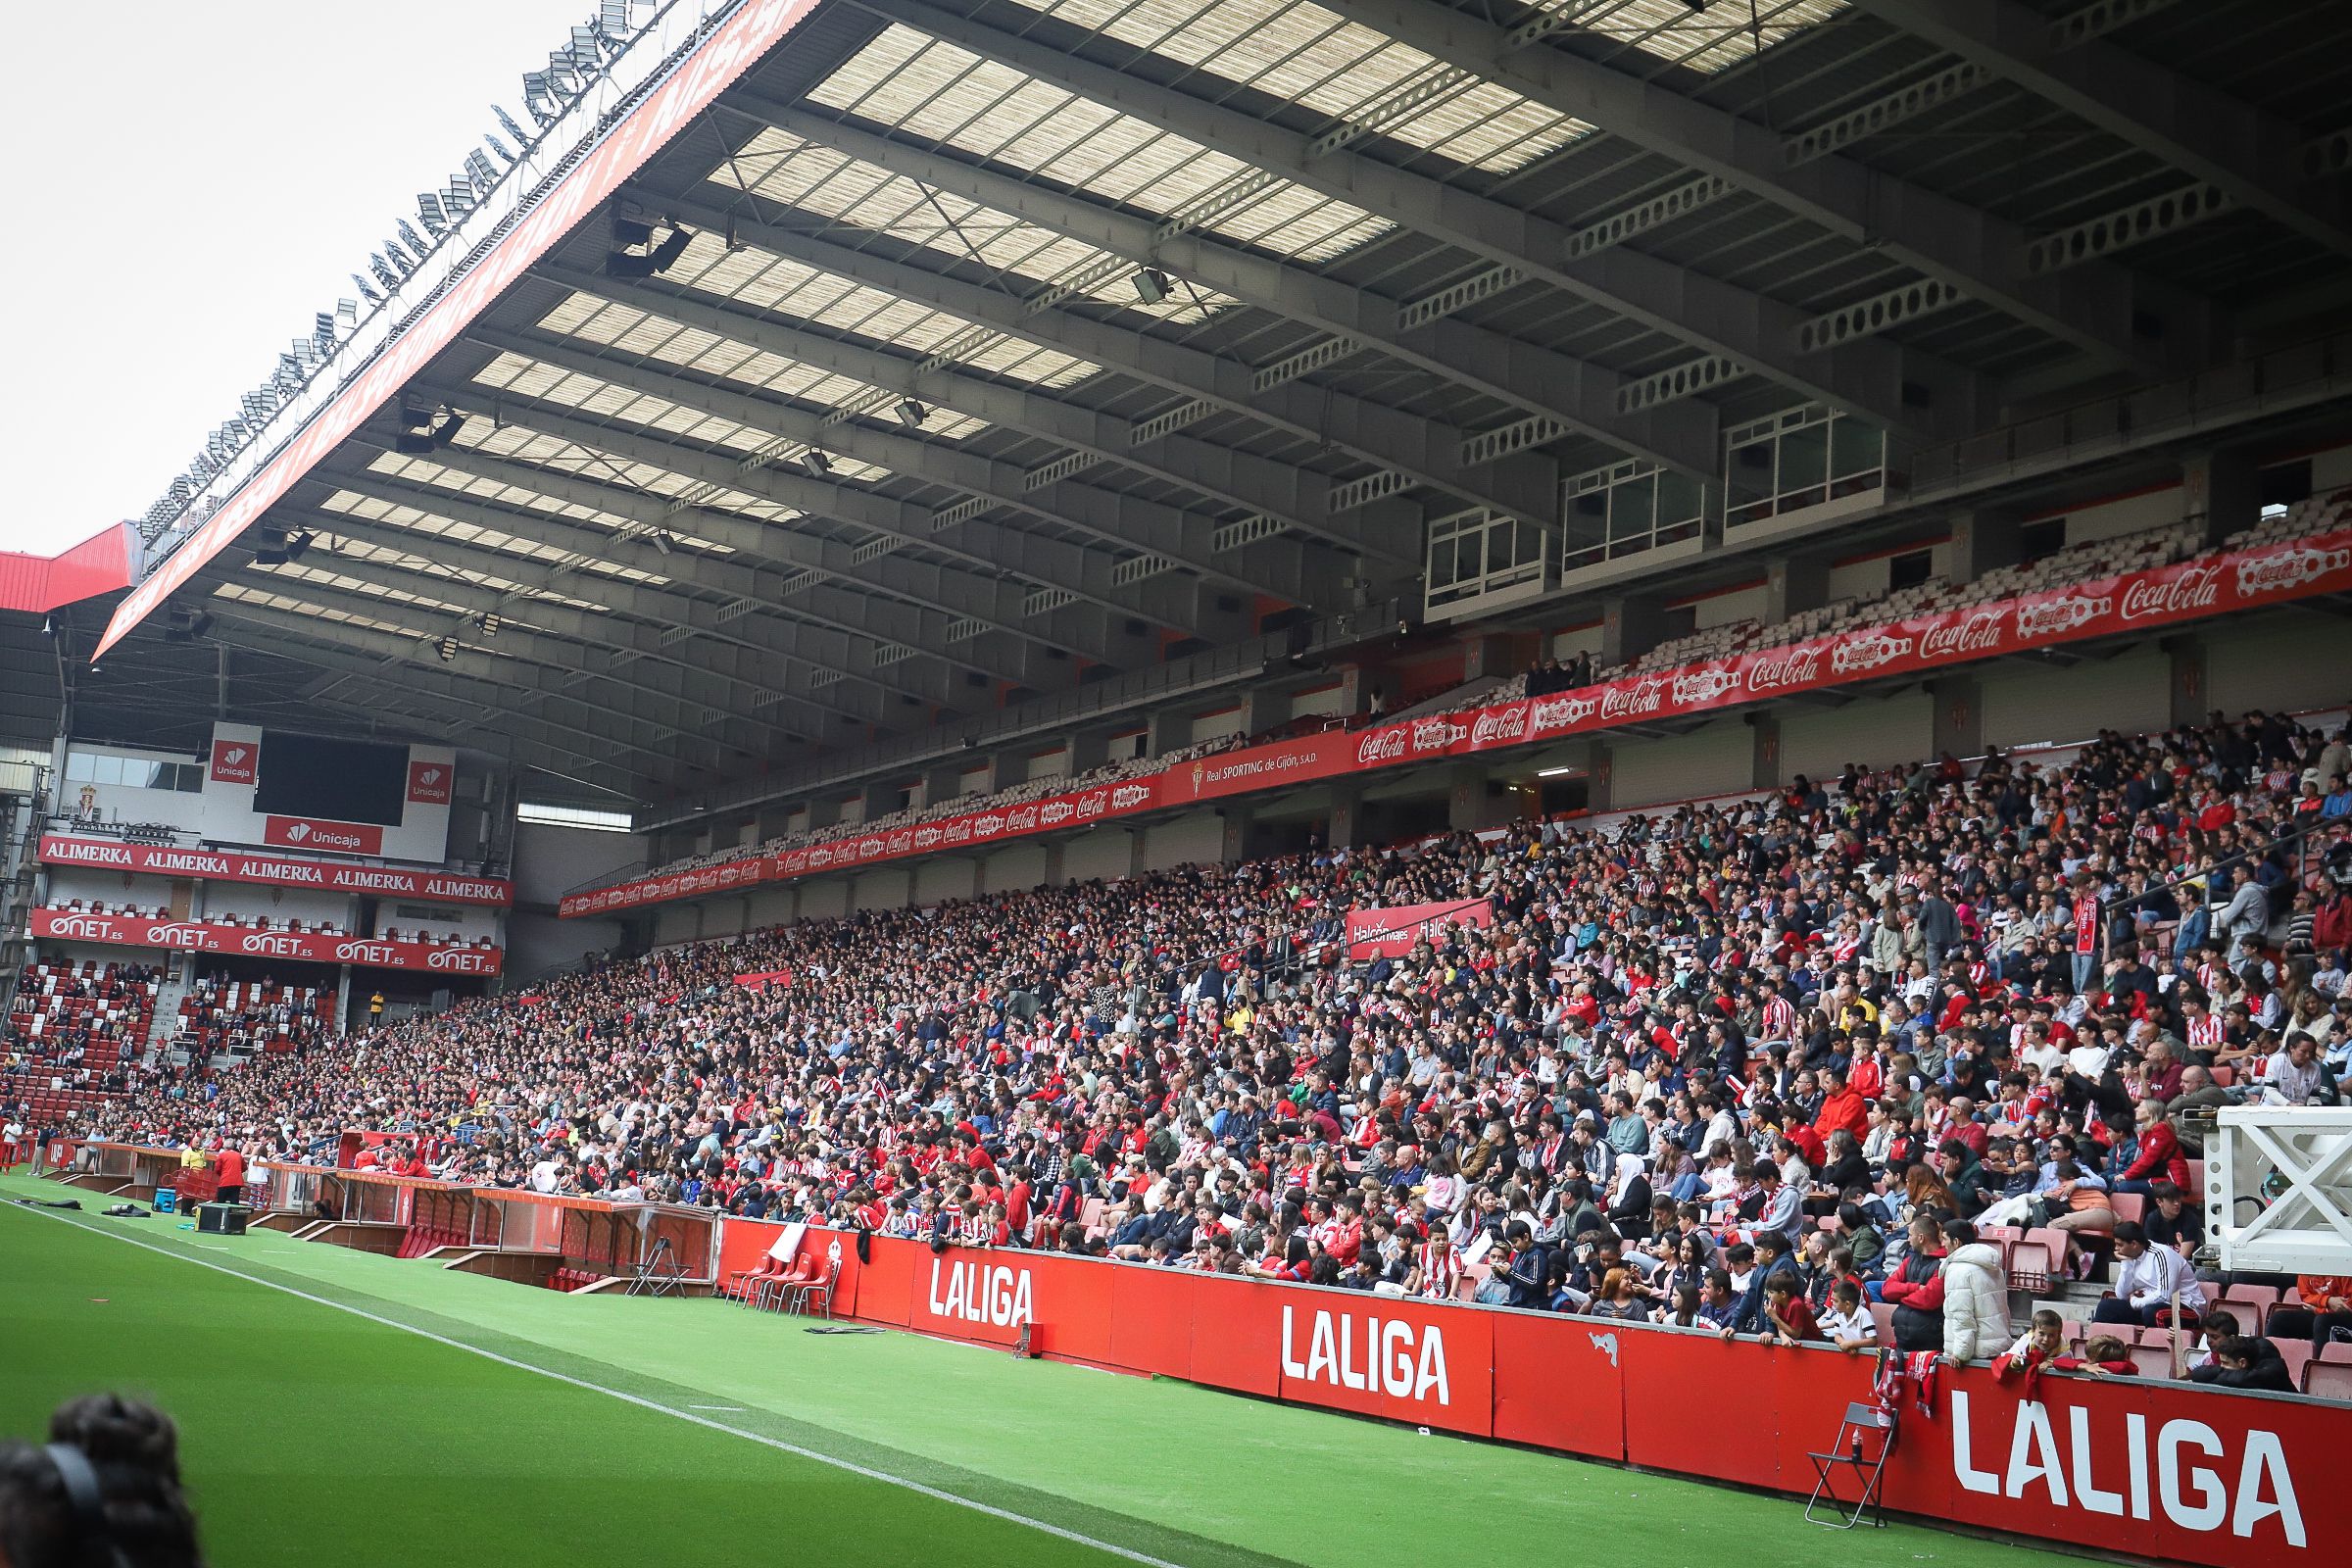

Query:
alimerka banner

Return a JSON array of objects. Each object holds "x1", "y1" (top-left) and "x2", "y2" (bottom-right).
[
  {"x1": 94, "y1": 0, "x2": 828, "y2": 659},
  {"x1": 29, "y1": 908, "x2": 501, "y2": 974},
  {"x1": 1345, "y1": 898, "x2": 1494, "y2": 959},
  {"x1": 39, "y1": 835, "x2": 513, "y2": 906},
  {"x1": 563, "y1": 527, "x2": 2352, "y2": 917},
  {"x1": 715, "y1": 1226, "x2": 2342, "y2": 1568}
]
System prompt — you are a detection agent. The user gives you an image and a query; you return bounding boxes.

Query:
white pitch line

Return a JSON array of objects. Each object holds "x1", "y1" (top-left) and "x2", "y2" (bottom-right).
[{"x1": 12, "y1": 1207, "x2": 1187, "y2": 1568}]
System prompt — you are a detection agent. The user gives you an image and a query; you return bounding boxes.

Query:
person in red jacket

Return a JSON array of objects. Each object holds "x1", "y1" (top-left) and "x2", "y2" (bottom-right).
[
  {"x1": 211, "y1": 1142, "x2": 247, "y2": 1207},
  {"x1": 1811, "y1": 1065, "x2": 1868, "y2": 1144},
  {"x1": 2115, "y1": 1104, "x2": 2188, "y2": 1197}
]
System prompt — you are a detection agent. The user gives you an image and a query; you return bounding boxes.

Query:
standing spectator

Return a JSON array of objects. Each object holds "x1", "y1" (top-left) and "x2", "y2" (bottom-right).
[{"x1": 1938, "y1": 1219, "x2": 2011, "y2": 1361}]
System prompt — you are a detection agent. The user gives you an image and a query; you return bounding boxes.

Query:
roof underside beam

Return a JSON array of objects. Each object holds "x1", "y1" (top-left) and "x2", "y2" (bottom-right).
[
  {"x1": 715, "y1": 96, "x2": 1724, "y2": 482},
  {"x1": 213, "y1": 574, "x2": 771, "y2": 766},
  {"x1": 857, "y1": 1, "x2": 1984, "y2": 432},
  {"x1": 205, "y1": 601, "x2": 698, "y2": 786},
  {"x1": 240, "y1": 517, "x2": 936, "y2": 734},
  {"x1": 1331, "y1": 0, "x2": 2214, "y2": 375},
  {"x1": 447, "y1": 324, "x2": 1360, "y2": 612},
  {"x1": 307, "y1": 456, "x2": 1048, "y2": 695},
  {"x1": 1851, "y1": 0, "x2": 2352, "y2": 261},
  {"x1": 400, "y1": 379, "x2": 1305, "y2": 629},
  {"x1": 507, "y1": 273, "x2": 1386, "y2": 557},
  {"x1": 644, "y1": 193, "x2": 1562, "y2": 524}
]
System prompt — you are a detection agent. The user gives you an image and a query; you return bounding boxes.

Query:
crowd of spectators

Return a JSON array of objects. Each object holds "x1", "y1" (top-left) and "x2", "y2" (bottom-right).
[{"x1": 38, "y1": 706, "x2": 2352, "y2": 1380}]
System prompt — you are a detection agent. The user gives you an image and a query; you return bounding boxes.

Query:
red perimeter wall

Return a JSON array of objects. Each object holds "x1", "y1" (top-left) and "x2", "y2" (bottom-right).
[{"x1": 725, "y1": 1223, "x2": 2339, "y2": 1567}]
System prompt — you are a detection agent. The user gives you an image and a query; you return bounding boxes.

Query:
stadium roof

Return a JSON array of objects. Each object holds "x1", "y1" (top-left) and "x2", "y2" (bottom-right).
[{"x1": 72, "y1": 0, "x2": 2352, "y2": 808}]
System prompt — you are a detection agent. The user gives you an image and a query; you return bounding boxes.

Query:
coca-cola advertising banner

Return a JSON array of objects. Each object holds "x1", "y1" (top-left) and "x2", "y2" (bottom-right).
[
  {"x1": 263, "y1": 815, "x2": 384, "y2": 856},
  {"x1": 1346, "y1": 898, "x2": 1495, "y2": 959},
  {"x1": 29, "y1": 908, "x2": 501, "y2": 973},
  {"x1": 563, "y1": 528, "x2": 2352, "y2": 918},
  {"x1": 38, "y1": 835, "x2": 513, "y2": 906},
  {"x1": 711, "y1": 1226, "x2": 2342, "y2": 1568}
]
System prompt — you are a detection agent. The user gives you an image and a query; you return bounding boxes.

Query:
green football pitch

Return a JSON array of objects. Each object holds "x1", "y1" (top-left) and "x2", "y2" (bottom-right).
[{"x1": 0, "y1": 1173, "x2": 2082, "y2": 1568}]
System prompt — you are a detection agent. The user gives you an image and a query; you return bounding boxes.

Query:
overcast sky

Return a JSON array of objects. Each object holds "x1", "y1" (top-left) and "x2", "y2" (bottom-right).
[{"x1": 0, "y1": 1, "x2": 597, "y2": 555}]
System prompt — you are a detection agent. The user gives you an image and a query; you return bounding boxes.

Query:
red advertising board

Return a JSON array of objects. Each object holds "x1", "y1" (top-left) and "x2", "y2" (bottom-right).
[
  {"x1": 406, "y1": 760, "x2": 453, "y2": 806},
  {"x1": 1345, "y1": 898, "x2": 1494, "y2": 959},
  {"x1": 263, "y1": 815, "x2": 384, "y2": 856},
  {"x1": 29, "y1": 908, "x2": 500, "y2": 974},
  {"x1": 767, "y1": 1231, "x2": 2342, "y2": 1568},
  {"x1": 95, "y1": 0, "x2": 828, "y2": 659},
  {"x1": 38, "y1": 834, "x2": 512, "y2": 905},
  {"x1": 561, "y1": 527, "x2": 2352, "y2": 918},
  {"x1": 209, "y1": 738, "x2": 258, "y2": 785}
]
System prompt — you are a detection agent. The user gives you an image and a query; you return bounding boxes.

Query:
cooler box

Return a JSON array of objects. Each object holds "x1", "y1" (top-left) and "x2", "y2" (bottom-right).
[{"x1": 154, "y1": 1188, "x2": 177, "y2": 1213}]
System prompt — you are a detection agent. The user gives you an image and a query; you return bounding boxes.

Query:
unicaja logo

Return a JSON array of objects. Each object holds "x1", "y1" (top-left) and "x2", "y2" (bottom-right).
[
  {"x1": 419, "y1": 766, "x2": 443, "y2": 786},
  {"x1": 224, "y1": 747, "x2": 248, "y2": 765},
  {"x1": 1357, "y1": 728, "x2": 1408, "y2": 765},
  {"x1": 1470, "y1": 706, "x2": 1526, "y2": 747},
  {"x1": 284, "y1": 822, "x2": 312, "y2": 844}
]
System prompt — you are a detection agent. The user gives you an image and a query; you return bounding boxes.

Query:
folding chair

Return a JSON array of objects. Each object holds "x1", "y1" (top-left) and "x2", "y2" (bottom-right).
[{"x1": 1804, "y1": 1398, "x2": 1894, "y2": 1530}]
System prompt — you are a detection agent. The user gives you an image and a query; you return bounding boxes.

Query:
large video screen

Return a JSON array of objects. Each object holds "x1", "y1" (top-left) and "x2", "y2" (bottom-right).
[{"x1": 254, "y1": 732, "x2": 409, "y2": 825}]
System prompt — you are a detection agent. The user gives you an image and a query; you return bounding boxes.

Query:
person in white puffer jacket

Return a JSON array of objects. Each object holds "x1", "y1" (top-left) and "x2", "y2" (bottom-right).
[{"x1": 1939, "y1": 1219, "x2": 2013, "y2": 1361}]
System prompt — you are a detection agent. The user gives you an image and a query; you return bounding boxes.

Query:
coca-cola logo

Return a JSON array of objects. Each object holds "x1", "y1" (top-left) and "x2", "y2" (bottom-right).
[
  {"x1": 1919, "y1": 612, "x2": 2005, "y2": 660},
  {"x1": 1006, "y1": 806, "x2": 1039, "y2": 831},
  {"x1": 237, "y1": 932, "x2": 307, "y2": 957},
  {"x1": 1470, "y1": 706, "x2": 1526, "y2": 747},
  {"x1": 2116, "y1": 564, "x2": 2222, "y2": 622},
  {"x1": 2234, "y1": 545, "x2": 2348, "y2": 598},
  {"x1": 1529, "y1": 694, "x2": 1598, "y2": 734},
  {"x1": 1357, "y1": 728, "x2": 1408, "y2": 765},
  {"x1": 1829, "y1": 631, "x2": 1914, "y2": 675},
  {"x1": 944, "y1": 821, "x2": 972, "y2": 844},
  {"x1": 1110, "y1": 784, "x2": 1152, "y2": 809},
  {"x1": 1599, "y1": 678, "x2": 1667, "y2": 720},
  {"x1": 1410, "y1": 717, "x2": 1466, "y2": 754},
  {"x1": 1742, "y1": 645, "x2": 1823, "y2": 694},
  {"x1": 2013, "y1": 595, "x2": 2110, "y2": 641},
  {"x1": 44, "y1": 914, "x2": 121, "y2": 941},
  {"x1": 887, "y1": 830, "x2": 912, "y2": 854},
  {"x1": 1670, "y1": 667, "x2": 1744, "y2": 706}
]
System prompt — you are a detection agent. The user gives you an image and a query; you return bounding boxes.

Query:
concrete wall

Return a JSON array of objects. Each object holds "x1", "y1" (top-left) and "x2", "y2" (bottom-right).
[
  {"x1": 853, "y1": 868, "x2": 911, "y2": 912},
  {"x1": 982, "y1": 843, "x2": 1050, "y2": 895},
  {"x1": 1981, "y1": 650, "x2": 2172, "y2": 748},
  {"x1": 2205, "y1": 615, "x2": 2348, "y2": 716},
  {"x1": 1144, "y1": 810, "x2": 1225, "y2": 872},
  {"x1": 912, "y1": 858, "x2": 978, "y2": 907},
  {"x1": 507, "y1": 910, "x2": 618, "y2": 981},
  {"x1": 1061, "y1": 827, "x2": 1135, "y2": 884},
  {"x1": 798, "y1": 879, "x2": 849, "y2": 921},
  {"x1": 514, "y1": 820, "x2": 649, "y2": 909},
  {"x1": 1782, "y1": 693, "x2": 1934, "y2": 780},
  {"x1": 1610, "y1": 722, "x2": 1751, "y2": 808}
]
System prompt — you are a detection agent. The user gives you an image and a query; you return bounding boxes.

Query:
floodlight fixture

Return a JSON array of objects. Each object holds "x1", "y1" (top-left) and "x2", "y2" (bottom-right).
[
  {"x1": 485, "y1": 131, "x2": 517, "y2": 166},
  {"x1": 466, "y1": 149, "x2": 498, "y2": 192},
  {"x1": 1134, "y1": 268, "x2": 1170, "y2": 305},
  {"x1": 481, "y1": 611, "x2": 501, "y2": 638},
  {"x1": 283, "y1": 529, "x2": 316, "y2": 563},
  {"x1": 495, "y1": 101, "x2": 533, "y2": 148},
  {"x1": 895, "y1": 399, "x2": 926, "y2": 429},
  {"x1": 648, "y1": 530, "x2": 673, "y2": 556},
  {"x1": 436, "y1": 637, "x2": 458, "y2": 662},
  {"x1": 802, "y1": 451, "x2": 832, "y2": 478},
  {"x1": 397, "y1": 219, "x2": 430, "y2": 259}
]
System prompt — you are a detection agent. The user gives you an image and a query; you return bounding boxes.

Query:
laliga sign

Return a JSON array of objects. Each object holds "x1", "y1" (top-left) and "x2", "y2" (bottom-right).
[
  {"x1": 926, "y1": 1258, "x2": 1033, "y2": 1326},
  {"x1": 1279, "y1": 1303, "x2": 1450, "y2": 1406},
  {"x1": 1949, "y1": 1392, "x2": 2303, "y2": 1547}
]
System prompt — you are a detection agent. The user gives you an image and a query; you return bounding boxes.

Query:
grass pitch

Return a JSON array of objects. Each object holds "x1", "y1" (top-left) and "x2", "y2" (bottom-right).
[{"x1": 0, "y1": 1174, "x2": 2081, "y2": 1568}]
